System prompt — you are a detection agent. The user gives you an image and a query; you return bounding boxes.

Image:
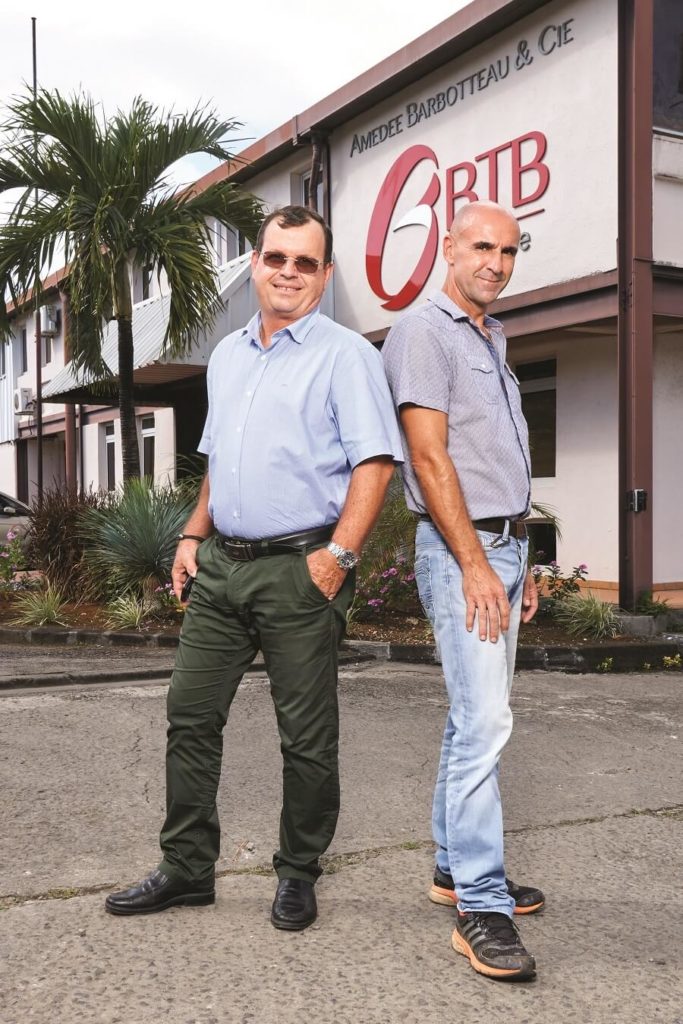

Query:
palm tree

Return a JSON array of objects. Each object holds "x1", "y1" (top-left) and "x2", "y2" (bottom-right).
[{"x1": 0, "y1": 89, "x2": 263, "y2": 479}]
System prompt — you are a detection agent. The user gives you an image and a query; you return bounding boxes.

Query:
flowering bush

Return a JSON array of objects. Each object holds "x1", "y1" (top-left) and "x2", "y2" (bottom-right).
[
  {"x1": 531, "y1": 560, "x2": 588, "y2": 604},
  {"x1": 0, "y1": 529, "x2": 27, "y2": 590},
  {"x1": 355, "y1": 554, "x2": 422, "y2": 618}
]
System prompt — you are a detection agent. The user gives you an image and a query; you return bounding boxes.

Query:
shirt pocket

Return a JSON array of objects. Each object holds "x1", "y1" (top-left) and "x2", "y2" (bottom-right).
[{"x1": 470, "y1": 362, "x2": 500, "y2": 404}]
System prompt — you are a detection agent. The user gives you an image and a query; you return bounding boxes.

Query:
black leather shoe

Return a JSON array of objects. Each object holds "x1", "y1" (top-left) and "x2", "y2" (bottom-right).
[
  {"x1": 270, "y1": 878, "x2": 317, "y2": 931},
  {"x1": 105, "y1": 869, "x2": 215, "y2": 916}
]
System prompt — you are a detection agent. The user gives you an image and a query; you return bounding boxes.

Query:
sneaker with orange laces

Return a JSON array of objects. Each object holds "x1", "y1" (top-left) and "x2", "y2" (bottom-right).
[{"x1": 429, "y1": 865, "x2": 545, "y2": 915}]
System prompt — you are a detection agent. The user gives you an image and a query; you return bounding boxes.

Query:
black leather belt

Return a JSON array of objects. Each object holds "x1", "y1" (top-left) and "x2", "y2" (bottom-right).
[
  {"x1": 419, "y1": 514, "x2": 527, "y2": 540},
  {"x1": 216, "y1": 524, "x2": 336, "y2": 561}
]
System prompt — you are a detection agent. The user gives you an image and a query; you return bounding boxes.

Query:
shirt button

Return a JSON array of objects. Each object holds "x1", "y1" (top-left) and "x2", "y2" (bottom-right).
[
  {"x1": 260, "y1": 355, "x2": 266, "y2": 361},
  {"x1": 231, "y1": 468, "x2": 236, "y2": 474},
  {"x1": 233, "y1": 511, "x2": 238, "y2": 518},
  {"x1": 236, "y1": 427, "x2": 241, "y2": 433},
  {"x1": 246, "y1": 390, "x2": 252, "y2": 396}
]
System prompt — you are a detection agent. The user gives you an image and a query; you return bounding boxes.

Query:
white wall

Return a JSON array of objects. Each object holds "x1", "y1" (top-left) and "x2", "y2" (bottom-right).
[
  {"x1": 0, "y1": 442, "x2": 16, "y2": 495},
  {"x1": 327, "y1": 0, "x2": 619, "y2": 336},
  {"x1": 511, "y1": 332, "x2": 619, "y2": 582},
  {"x1": 151, "y1": 408, "x2": 176, "y2": 486},
  {"x1": 653, "y1": 330, "x2": 683, "y2": 583},
  {"x1": 247, "y1": 151, "x2": 315, "y2": 212},
  {"x1": 653, "y1": 134, "x2": 683, "y2": 269}
]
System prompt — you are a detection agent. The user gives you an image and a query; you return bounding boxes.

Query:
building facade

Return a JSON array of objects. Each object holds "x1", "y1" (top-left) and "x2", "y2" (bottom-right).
[{"x1": 1, "y1": 0, "x2": 681, "y2": 605}]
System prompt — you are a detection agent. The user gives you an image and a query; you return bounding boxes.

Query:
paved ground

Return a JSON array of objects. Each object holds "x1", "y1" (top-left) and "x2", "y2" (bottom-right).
[{"x1": 0, "y1": 659, "x2": 681, "y2": 1024}]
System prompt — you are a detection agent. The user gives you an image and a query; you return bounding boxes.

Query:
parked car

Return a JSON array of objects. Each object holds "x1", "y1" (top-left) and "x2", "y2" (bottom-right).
[{"x1": 0, "y1": 491, "x2": 31, "y2": 547}]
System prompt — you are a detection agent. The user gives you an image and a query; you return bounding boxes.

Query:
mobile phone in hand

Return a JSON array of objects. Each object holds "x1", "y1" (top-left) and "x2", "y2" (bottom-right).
[{"x1": 180, "y1": 575, "x2": 195, "y2": 603}]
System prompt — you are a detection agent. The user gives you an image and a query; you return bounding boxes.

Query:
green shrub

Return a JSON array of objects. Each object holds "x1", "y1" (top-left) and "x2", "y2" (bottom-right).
[
  {"x1": 554, "y1": 594, "x2": 620, "y2": 640},
  {"x1": 25, "y1": 486, "x2": 108, "y2": 599},
  {"x1": 635, "y1": 590, "x2": 670, "y2": 616},
  {"x1": 79, "y1": 478, "x2": 195, "y2": 598},
  {"x1": 105, "y1": 594, "x2": 154, "y2": 630},
  {"x1": 11, "y1": 582, "x2": 67, "y2": 626}
]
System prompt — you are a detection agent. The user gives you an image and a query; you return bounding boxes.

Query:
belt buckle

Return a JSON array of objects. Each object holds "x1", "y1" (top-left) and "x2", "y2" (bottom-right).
[{"x1": 224, "y1": 540, "x2": 255, "y2": 561}]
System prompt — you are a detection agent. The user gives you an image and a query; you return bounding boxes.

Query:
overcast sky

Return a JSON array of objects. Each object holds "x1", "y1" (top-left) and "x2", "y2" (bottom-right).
[{"x1": 2, "y1": 0, "x2": 471, "y2": 190}]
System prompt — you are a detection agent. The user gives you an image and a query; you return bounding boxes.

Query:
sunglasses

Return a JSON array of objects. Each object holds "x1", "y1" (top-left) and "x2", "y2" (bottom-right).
[{"x1": 257, "y1": 250, "x2": 326, "y2": 275}]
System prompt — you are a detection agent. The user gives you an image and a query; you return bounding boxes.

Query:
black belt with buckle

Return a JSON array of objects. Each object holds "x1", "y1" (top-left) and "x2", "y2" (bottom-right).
[
  {"x1": 216, "y1": 523, "x2": 336, "y2": 561},
  {"x1": 418, "y1": 514, "x2": 527, "y2": 540}
]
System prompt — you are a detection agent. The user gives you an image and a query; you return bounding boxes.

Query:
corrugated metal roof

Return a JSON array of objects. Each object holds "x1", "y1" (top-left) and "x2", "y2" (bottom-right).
[{"x1": 43, "y1": 253, "x2": 251, "y2": 399}]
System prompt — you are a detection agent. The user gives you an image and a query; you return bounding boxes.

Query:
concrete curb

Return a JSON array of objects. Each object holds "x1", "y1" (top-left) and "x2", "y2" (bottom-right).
[
  {"x1": 342, "y1": 637, "x2": 683, "y2": 673},
  {"x1": 1, "y1": 626, "x2": 682, "y2": 685}
]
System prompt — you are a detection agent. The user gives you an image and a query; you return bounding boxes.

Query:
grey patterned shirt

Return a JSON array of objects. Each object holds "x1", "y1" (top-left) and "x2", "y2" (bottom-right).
[{"x1": 382, "y1": 291, "x2": 531, "y2": 521}]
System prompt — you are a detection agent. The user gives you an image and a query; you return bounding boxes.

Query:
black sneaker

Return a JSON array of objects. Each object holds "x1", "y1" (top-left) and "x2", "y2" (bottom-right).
[
  {"x1": 429, "y1": 865, "x2": 545, "y2": 915},
  {"x1": 453, "y1": 909, "x2": 537, "y2": 981}
]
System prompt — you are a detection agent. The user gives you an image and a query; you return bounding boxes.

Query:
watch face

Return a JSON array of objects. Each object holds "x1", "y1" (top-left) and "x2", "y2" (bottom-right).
[{"x1": 338, "y1": 550, "x2": 358, "y2": 569}]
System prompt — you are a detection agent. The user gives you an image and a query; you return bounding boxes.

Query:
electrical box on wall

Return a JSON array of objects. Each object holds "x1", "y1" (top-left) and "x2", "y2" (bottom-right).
[{"x1": 39, "y1": 305, "x2": 59, "y2": 335}]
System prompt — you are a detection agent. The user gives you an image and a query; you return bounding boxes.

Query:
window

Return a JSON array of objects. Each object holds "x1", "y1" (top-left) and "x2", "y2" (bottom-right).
[
  {"x1": 292, "y1": 168, "x2": 323, "y2": 212},
  {"x1": 0, "y1": 342, "x2": 5, "y2": 377},
  {"x1": 20, "y1": 328, "x2": 28, "y2": 373},
  {"x1": 526, "y1": 521, "x2": 557, "y2": 565},
  {"x1": 141, "y1": 415, "x2": 155, "y2": 480},
  {"x1": 105, "y1": 423, "x2": 116, "y2": 491},
  {"x1": 515, "y1": 359, "x2": 556, "y2": 478},
  {"x1": 42, "y1": 333, "x2": 52, "y2": 366}
]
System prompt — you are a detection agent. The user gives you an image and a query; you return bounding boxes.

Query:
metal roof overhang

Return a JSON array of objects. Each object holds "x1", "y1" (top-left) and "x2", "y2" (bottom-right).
[{"x1": 42, "y1": 254, "x2": 251, "y2": 405}]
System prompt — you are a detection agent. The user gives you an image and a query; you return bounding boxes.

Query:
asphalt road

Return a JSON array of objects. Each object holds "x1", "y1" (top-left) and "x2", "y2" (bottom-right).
[{"x1": 1, "y1": 662, "x2": 681, "y2": 1024}]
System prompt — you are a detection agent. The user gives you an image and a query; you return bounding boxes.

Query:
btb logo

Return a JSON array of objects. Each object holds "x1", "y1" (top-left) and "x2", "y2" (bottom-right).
[
  {"x1": 365, "y1": 132, "x2": 550, "y2": 311},
  {"x1": 365, "y1": 145, "x2": 440, "y2": 312}
]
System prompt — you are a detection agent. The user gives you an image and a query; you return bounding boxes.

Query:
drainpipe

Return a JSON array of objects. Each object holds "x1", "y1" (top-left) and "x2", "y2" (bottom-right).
[
  {"x1": 78, "y1": 404, "x2": 85, "y2": 489},
  {"x1": 617, "y1": 0, "x2": 654, "y2": 610},
  {"x1": 60, "y1": 290, "x2": 77, "y2": 491},
  {"x1": 307, "y1": 132, "x2": 326, "y2": 214}
]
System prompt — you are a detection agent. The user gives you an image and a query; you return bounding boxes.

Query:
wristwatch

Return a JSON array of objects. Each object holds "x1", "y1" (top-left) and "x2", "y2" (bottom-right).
[{"x1": 326, "y1": 541, "x2": 360, "y2": 570}]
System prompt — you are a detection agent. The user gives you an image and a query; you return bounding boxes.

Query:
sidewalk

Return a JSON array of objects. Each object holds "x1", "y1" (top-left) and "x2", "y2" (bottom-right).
[{"x1": 0, "y1": 662, "x2": 681, "y2": 1023}]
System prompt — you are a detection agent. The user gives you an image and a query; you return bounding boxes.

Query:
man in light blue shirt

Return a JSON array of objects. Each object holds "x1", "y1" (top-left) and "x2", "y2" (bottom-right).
[{"x1": 106, "y1": 206, "x2": 403, "y2": 931}]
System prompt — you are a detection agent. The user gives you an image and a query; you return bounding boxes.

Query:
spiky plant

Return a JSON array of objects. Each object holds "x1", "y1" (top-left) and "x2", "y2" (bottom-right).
[
  {"x1": 105, "y1": 593, "x2": 154, "y2": 630},
  {"x1": 79, "y1": 478, "x2": 195, "y2": 598},
  {"x1": 554, "y1": 594, "x2": 620, "y2": 640},
  {"x1": 11, "y1": 581, "x2": 67, "y2": 626}
]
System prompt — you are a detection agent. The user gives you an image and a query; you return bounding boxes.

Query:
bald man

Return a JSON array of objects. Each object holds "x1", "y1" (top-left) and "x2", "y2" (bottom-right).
[{"x1": 382, "y1": 201, "x2": 542, "y2": 981}]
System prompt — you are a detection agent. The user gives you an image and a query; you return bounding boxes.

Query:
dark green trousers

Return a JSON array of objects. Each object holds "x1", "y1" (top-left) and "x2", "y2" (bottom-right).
[{"x1": 158, "y1": 535, "x2": 354, "y2": 886}]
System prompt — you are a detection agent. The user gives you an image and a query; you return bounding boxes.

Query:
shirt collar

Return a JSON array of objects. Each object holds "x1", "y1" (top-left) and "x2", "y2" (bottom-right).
[
  {"x1": 429, "y1": 290, "x2": 502, "y2": 332},
  {"x1": 242, "y1": 307, "x2": 321, "y2": 349}
]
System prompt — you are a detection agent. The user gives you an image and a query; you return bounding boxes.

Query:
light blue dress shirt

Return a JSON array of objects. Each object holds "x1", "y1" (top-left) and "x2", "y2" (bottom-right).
[{"x1": 198, "y1": 308, "x2": 403, "y2": 539}]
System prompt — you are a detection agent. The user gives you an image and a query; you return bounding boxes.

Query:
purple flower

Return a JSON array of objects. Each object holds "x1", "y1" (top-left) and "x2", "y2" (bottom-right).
[
  {"x1": 549, "y1": 560, "x2": 559, "y2": 568},
  {"x1": 578, "y1": 563, "x2": 588, "y2": 572},
  {"x1": 404, "y1": 572, "x2": 415, "y2": 582},
  {"x1": 367, "y1": 598, "x2": 384, "y2": 608},
  {"x1": 0, "y1": 552, "x2": 9, "y2": 559},
  {"x1": 380, "y1": 586, "x2": 389, "y2": 594},
  {"x1": 6, "y1": 529, "x2": 16, "y2": 541}
]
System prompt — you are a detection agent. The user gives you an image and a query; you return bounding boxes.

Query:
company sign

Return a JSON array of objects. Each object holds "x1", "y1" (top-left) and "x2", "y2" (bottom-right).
[{"x1": 366, "y1": 131, "x2": 550, "y2": 311}]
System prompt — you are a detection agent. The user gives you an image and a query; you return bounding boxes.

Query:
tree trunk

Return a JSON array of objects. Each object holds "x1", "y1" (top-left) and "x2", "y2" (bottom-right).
[{"x1": 117, "y1": 316, "x2": 140, "y2": 481}]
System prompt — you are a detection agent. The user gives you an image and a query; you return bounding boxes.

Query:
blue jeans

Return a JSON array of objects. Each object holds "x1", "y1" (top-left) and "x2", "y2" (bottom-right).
[{"x1": 414, "y1": 519, "x2": 528, "y2": 916}]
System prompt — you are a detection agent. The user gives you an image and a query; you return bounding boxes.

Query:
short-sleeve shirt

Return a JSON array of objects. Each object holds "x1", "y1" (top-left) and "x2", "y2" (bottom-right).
[
  {"x1": 199, "y1": 307, "x2": 403, "y2": 539},
  {"x1": 381, "y1": 291, "x2": 531, "y2": 521}
]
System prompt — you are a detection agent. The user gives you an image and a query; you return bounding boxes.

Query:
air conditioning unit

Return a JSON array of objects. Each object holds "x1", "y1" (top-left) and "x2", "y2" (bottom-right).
[
  {"x1": 40, "y1": 305, "x2": 59, "y2": 335},
  {"x1": 13, "y1": 387, "x2": 34, "y2": 414}
]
